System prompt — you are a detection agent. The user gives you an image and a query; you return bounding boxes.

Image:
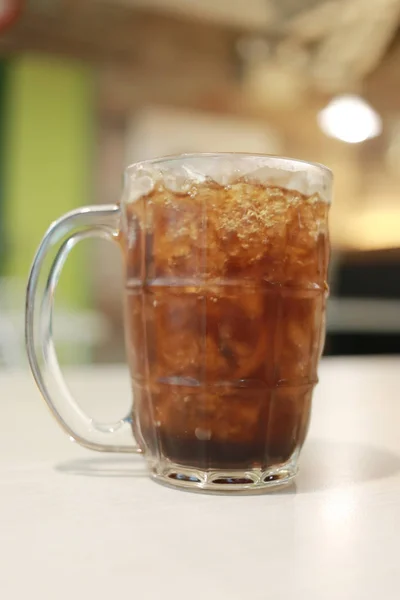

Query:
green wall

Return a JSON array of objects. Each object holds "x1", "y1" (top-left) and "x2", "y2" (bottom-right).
[
  {"x1": 3, "y1": 55, "x2": 93, "y2": 307},
  {"x1": 0, "y1": 61, "x2": 6, "y2": 274}
]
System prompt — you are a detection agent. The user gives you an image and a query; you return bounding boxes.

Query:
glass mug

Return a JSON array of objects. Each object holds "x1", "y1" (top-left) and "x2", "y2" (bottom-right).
[{"x1": 26, "y1": 153, "x2": 332, "y2": 493}]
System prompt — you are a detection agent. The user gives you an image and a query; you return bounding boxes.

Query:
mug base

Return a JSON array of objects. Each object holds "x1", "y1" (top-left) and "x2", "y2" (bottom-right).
[{"x1": 150, "y1": 456, "x2": 298, "y2": 494}]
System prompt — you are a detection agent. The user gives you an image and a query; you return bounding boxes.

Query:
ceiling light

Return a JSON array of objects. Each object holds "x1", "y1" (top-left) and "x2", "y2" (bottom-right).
[{"x1": 317, "y1": 95, "x2": 382, "y2": 144}]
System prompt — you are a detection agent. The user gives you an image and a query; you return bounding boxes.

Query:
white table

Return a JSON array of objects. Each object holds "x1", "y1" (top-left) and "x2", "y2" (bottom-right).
[{"x1": 1, "y1": 358, "x2": 400, "y2": 600}]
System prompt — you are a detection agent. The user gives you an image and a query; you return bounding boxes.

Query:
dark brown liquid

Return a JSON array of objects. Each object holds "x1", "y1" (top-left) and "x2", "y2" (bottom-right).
[{"x1": 123, "y1": 180, "x2": 329, "y2": 470}]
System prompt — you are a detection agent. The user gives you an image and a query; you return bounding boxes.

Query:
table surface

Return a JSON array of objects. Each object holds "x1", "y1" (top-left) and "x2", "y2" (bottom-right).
[{"x1": 1, "y1": 357, "x2": 400, "y2": 600}]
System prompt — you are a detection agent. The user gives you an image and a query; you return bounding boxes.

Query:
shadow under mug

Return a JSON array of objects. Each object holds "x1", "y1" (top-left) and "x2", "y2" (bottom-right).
[{"x1": 25, "y1": 153, "x2": 332, "y2": 494}]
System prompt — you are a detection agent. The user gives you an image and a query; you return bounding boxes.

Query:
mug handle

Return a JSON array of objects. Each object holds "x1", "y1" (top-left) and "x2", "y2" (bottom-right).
[{"x1": 25, "y1": 204, "x2": 140, "y2": 453}]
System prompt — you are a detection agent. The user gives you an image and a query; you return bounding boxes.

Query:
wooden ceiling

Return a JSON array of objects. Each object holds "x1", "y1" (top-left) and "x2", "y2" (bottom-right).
[{"x1": 0, "y1": 0, "x2": 398, "y2": 109}]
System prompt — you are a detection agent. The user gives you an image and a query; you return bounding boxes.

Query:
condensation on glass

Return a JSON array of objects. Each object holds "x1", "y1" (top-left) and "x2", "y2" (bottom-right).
[{"x1": 26, "y1": 154, "x2": 332, "y2": 493}]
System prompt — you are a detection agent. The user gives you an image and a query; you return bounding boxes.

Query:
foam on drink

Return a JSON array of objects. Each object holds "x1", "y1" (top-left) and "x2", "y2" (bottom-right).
[{"x1": 126, "y1": 154, "x2": 332, "y2": 204}]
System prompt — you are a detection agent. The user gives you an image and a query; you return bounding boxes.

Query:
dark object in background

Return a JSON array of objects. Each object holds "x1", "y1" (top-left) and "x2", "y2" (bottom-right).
[
  {"x1": 326, "y1": 332, "x2": 400, "y2": 356},
  {"x1": 337, "y1": 248, "x2": 400, "y2": 299},
  {"x1": 325, "y1": 248, "x2": 400, "y2": 356}
]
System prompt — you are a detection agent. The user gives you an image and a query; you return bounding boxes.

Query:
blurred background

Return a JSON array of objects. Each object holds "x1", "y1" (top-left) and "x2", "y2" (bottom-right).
[{"x1": 0, "y1": 0, "x2": 399, "y2": 366}]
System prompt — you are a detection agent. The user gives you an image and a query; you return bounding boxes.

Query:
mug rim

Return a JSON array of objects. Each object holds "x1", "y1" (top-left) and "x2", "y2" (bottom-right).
[{"x1": 125, "y1": 152, "x2": 333, "y2": 179}]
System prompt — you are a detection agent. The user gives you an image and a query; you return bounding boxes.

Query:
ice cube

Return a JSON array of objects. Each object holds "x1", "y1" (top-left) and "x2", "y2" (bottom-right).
[
  {"x1": 208, "y1": 158, "x2": 240, "y2": 186},
  {"x1": 246, "y1": 166, "x2": 291, "y2": 188},
  {"x1": 243, "y1": 162, "x2": 331, "y2": 203},
  {"x1": 162, "y1": 164, "x2": 207, "y2": 193},
  {"x1": 128, "y1": 173, "x2": 155, "y2": 203}
]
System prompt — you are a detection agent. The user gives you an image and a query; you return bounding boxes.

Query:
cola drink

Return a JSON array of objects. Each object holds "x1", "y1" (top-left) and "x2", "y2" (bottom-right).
[{"x1": 124, "y1": 178, "x2": 329, "y2": 471}]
